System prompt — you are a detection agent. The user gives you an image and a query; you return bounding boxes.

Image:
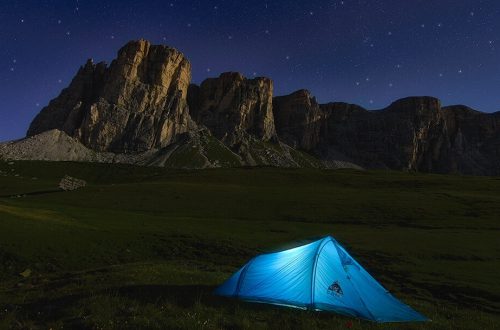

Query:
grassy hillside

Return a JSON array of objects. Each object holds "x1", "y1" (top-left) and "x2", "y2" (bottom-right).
[{"x1": 0, "y1": 161, "x2": 499, "y2": 329}]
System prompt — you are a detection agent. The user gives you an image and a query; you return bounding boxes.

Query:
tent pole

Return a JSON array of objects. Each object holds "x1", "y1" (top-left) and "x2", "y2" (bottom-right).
[
  {"x1": 234, "y1": 257, "x2": 255, "y2": 297},
  {"x1": 309, "y1": 236, "x2": 331, "y2": 310}
]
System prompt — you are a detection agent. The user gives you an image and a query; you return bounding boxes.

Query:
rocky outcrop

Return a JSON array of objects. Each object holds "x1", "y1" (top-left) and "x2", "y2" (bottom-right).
[
  {"x1": 272, "y1": 92, "x2": 500, "y2": 175},
  {"x1": 27, "y1": 40, "x2": 193, "y2": 153},
  {"x1": 273, "y1": 90, "x2": 325, "y2": 150},
  {"x1": 188, "y1": 72, "x2": 276, "y2": 146},
  {"x1": 20, "y1": 40, "x2": 326, "y2": 169},
  {"x1": 6, "y1": 39, "x2": 499, "y2": 175},
  {"x1": 318, "y1": 97, "x2": 443, "y2": 170},
  {"x1": 424, "y1": 105, "x2": 500, "y2": 175},
  {"x1": 0, "y1": 129, "x2": 117, "y2": 163},
  {"x1": 320, "y1": 97, "x2": 500, "y2": 175},
  {"x1": 0, "y1": 129, "x2": 243, "y2": 169}
]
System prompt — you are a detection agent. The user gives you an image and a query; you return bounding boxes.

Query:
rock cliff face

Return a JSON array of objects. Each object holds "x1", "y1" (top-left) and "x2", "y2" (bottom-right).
[
  {"x1": 6, "y1": 39, "x2": 499, "y2": 174},
  {"x1": 317, "y1": 97, "x2": 444, "y2": 170},
  {"x1": 427, "y1": 105, "x2": 500, "y2": 174},
  {"x1": 28, "y1": 40, "x2": 193, "y2": 153},
  {"x1": 272, "y1": 92, "x2": 500, "y2": 175},
  {"x1": 273, "y1": 90, "x2": 324, "y2": 150},
  {"x1": 322, "y1": 98, "x2": 500, "y2": 175},
  {"x1": 188, "y1": 72, "x2": 276, "y2": 146}
]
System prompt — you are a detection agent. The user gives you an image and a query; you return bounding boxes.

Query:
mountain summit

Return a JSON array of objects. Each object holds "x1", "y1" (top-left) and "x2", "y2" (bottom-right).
[
  {"x1": 2, "y1": 40, "x2": 500, "y2": 175},
  {"x1": 27, "y1": 40, "x2": 193, "y2": 153}
]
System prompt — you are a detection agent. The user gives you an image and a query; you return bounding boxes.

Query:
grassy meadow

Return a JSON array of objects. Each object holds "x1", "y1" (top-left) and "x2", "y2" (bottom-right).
[{"x1": 0, "y1": 161, "x2": 499, "y2": 329}]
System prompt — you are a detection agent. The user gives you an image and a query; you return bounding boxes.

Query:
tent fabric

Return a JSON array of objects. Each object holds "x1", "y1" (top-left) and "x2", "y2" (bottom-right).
[{"x1": 215, "y1": 236, "x2": 428, "y2": 323}]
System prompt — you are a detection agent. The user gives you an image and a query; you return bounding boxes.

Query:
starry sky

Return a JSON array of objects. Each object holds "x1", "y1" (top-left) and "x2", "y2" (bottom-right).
[{"x1": 1, "y1": 0, "x2": 499, "y2": 141}]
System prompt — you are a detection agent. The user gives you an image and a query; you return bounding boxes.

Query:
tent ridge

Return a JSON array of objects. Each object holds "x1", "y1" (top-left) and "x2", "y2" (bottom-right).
[
  {"x1": 310, "y1": 236, "x2": 334, "y2": 309},
  {"x1": 234, "y1": 257, "x2": 256, "y2": 297}
]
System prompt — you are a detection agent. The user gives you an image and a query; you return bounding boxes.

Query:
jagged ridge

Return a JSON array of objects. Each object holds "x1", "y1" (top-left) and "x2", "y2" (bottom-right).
[{"x1": 2, "y1": 39, "x2": 500, "y2": 175}]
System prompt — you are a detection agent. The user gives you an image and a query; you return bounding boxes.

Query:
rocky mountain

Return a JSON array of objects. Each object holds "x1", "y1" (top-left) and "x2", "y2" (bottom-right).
[
  {"x1": 2, "y1": 39, "x2": 499, "y2": 175},
  {"x1": 319, "y1": 97, "x2": 500, "y2": 175},
  {"x1": 27, "y1": 40, "x2": 193, "y2": 153},
  {"x1": 273, "y1": 91, "x2": 500, "y2": 175},
  {"x1": 273, "y1": 89, "x2": 325, "y2": 150},
  {"x1": 188, "y1": 72, "x2": 276, "y2": 144}
]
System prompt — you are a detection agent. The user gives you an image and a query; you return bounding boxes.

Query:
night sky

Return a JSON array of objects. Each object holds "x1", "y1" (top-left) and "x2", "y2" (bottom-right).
[{"x1": 1, "y1": 0, "x2": 499, "y2": 141}]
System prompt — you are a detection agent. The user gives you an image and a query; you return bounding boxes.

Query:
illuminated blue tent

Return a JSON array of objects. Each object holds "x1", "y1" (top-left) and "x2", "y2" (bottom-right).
[{"x1": 215, "y1": 236, "x2": 428, "y2": 322}]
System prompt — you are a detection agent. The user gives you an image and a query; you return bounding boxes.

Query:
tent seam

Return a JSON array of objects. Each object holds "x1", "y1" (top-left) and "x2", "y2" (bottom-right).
[
  {"x1": 310, "y1": 236, "x2": 332, "y2": 309},
  {"x1": 235, "y1": 257, "x2": 255, "y2": 297},
  {"x1": 336, "y1": 241, "x2": 377, "y2": 321}
]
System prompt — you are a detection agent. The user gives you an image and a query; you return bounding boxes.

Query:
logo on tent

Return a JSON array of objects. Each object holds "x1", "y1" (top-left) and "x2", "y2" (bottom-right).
[{"x1": 327, "y1": 280, "x2": 343, "y2": 297}]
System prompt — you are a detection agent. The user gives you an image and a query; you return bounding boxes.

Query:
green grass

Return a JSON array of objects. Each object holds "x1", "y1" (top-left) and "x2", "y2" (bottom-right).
[
  {"x1": 202, "y1": 135, "x2": 242, "y2": 167},
  {"x1": 163, "y1": 142, "x2": 208, "y2": 168},
  {"x1": 0, "y1": 161, "x2": 499, "y2": 329},
  {"x1": 287, "y1": 146, "x2": 324, "y2": 168},
  {"x1": 162, "y1": 134, "x2": 242, "y2": 168}
]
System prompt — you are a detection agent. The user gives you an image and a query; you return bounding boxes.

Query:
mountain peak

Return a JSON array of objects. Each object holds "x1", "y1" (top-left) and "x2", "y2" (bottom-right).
[
  {"x1": 387, "y1": 96, "x2": 441, "y2": 112},
  {"x1": 27, "y1": 39, "x2": 193, "y2": 153},
  {"x1": 5, "y1": 39, "x2": 499, "y2": 175}
]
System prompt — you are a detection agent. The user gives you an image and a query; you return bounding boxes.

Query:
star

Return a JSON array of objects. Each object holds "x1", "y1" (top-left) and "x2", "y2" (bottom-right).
[
  {"x1": 439, "y1": 73, "x2": 444, "y2": 77},
  {"x1": 228, "y1": 35, "x2": 233, "y2": 40},
  {"x1": 285, "y1": 55, "x2": 290, "y2": 60},
  {"x1": 110, "y1": 35, "x2": 115, "y2": 39},
  {"x1": 437, "y1": 22, "x2": 443, "y2": 28},
  {"x1": 387, "y1": 31, "x2": 393, "y2": 36},
  {"x1": 10, "y1": 67, "x2": 15, "y2": 72},
  {"x1": 20, "y1": 19, "x2": 24, "y2": 23},
  {"x1": 458, "y1": 69, "x2": 463, "y2": 74},
  {"x1": 206, "y1": 68, "x2": 211, "y2": 72},
  {"x1": 388, "y1": 83, "x2": 393, "y2": 87},
  {"x1": 66, "y1": 31, "x2": 71, "y2": 36},
  {"x1": 355, "y1": 81, "x2": 360, "y2": 86},
  {"x1": 365, "y1": 77, "x2": 370, "y2": 82},
  {"x1": 421, "y1": 24, "x2": 425, "y2": 28},
  {"x1": 58, "y1": 79, "x2": 62, "y2": 83}
]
